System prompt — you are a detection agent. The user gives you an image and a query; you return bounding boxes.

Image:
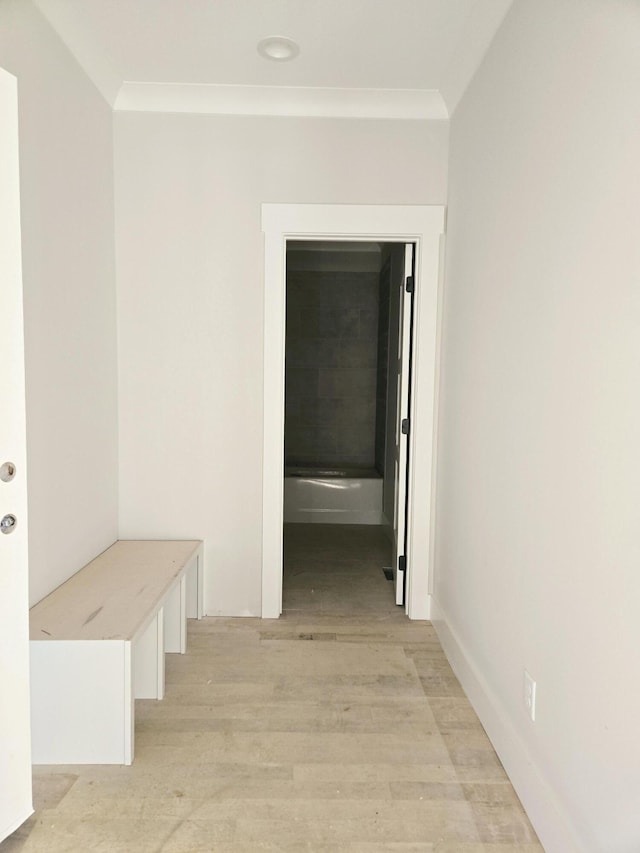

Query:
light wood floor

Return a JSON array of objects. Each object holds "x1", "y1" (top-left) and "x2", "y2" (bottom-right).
[{"x1": 2, "y1": 524, "x2": 542, "y2": 852}]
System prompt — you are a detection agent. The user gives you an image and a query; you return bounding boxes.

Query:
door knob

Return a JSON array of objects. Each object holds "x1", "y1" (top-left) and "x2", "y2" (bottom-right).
[{"x1": 1, "y1": 514, "x2": 17, "y2": 534}]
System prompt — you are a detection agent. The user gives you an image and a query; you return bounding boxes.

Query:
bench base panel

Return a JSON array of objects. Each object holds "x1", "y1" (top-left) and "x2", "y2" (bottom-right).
[{"x1": 30, "y1": 640, "x2": 133, "y2": 765}]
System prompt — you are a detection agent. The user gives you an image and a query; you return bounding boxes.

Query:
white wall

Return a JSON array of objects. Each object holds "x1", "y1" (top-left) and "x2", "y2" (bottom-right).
[
  {"x1": 435, "y1": 1, "x2": 640, "y2": 850},
  {"x1": 114, "y1": 113, "x2": 448, "y2": 615},
  {"x1": 0, "y1": 0, "x2": 118, "y2": 605}
]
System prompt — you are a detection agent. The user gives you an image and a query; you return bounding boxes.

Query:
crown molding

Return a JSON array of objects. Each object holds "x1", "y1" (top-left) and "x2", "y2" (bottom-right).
[{"x1": 113, "y1": 83, "x2": 448, "y2": 120}]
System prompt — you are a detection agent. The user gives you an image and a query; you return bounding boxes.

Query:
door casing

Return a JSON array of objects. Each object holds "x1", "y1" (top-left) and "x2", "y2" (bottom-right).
[{"x1": 261, "y1": 204, "x2": 445, "y2": 620}]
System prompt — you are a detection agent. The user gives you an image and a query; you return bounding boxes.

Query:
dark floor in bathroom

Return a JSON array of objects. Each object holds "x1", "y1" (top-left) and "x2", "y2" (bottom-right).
[{"x1": 283, "y1": 523, "x2": 397, "y2": 615}]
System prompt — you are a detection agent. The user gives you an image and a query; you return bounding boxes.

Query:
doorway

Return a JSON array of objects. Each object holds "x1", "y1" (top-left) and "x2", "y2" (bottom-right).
[
  {"x1": 261, "y1": 204, "x2": 445, "y2": 620},
  {"x1": 282, "y1": 240, "x2": 413, "y2": 611}
]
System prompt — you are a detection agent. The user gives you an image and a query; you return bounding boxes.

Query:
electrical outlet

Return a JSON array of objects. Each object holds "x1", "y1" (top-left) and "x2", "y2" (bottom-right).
[{"x1": 524, "y1": 670, "x2": 536, "y2": 721}]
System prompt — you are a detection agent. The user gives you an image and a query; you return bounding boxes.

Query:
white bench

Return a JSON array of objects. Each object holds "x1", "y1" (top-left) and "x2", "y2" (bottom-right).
[{"x1": 29, "y1": 539, "x2": 204, "y2": 765}]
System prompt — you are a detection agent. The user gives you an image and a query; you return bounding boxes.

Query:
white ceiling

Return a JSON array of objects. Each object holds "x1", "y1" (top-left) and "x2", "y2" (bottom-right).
[{"x1": 33, "y1": 0, "x2": 513, "y2": 118}]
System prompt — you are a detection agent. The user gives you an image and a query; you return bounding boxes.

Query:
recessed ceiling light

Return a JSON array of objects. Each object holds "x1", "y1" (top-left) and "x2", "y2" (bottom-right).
[{"x1": 257, "y1": 36, "x2": 300, "y2": 62}]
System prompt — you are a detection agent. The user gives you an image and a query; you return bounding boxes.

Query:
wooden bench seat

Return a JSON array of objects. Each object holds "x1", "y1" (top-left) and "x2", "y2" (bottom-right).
[{"x1": 29, "y1": 539, "x2": 204, "y2": 765}]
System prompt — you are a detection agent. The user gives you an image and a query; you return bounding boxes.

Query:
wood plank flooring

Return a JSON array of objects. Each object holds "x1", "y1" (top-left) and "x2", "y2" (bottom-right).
[{"x1": 1, "y1": 524, "x2": 543, "y2": 852}]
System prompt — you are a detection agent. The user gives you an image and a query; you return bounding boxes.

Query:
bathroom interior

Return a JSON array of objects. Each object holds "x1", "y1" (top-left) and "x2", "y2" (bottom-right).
[{"x1": 282, "y1": 240, "x2": 410, "y2": 610}]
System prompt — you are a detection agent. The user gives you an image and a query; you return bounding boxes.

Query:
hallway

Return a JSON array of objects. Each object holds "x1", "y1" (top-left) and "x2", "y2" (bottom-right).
[{"x1": 3, "y1": 526, "x2": 541, "y2": 852}]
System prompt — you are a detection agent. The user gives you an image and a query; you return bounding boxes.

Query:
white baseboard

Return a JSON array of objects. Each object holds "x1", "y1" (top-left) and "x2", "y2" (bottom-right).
[{"x1": 429, "y1": 595, "x2": 587, "y2": 853}]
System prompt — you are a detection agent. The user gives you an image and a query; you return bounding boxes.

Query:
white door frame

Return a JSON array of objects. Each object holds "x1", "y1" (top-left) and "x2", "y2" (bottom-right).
[{"x1": 261, "y1": 204, "x2": 445, "y2": 620}]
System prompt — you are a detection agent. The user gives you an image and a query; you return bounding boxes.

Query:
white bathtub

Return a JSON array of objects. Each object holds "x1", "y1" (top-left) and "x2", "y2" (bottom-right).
[{"x1": 284, "y1": 467, "x2": 383, "y2": 525}]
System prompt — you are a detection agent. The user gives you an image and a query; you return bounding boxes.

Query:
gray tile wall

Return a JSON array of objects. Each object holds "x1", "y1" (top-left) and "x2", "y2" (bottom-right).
[
  {"x1": 375, "y1": 260, "x2": 391, "y2": 475},
  {"x1": 285, "y1": 270, "x2": 380, "y2": 469}
]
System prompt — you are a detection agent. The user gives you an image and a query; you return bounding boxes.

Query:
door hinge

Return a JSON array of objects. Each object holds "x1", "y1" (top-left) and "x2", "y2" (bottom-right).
[
  {"x1": 398, "y1": 555, "x2": 406, "y2": 573},
  {"x1": 401, "y1": 418, "x2": 410, "y2": 435},
  {"x1": 405, "y1": 276, "x2": 415, "y2": 293}
]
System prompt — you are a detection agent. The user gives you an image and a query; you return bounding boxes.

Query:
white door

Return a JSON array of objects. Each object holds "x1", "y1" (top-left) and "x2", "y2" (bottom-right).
[
  {"x1": 392, "y1": 244, "x2": 414, "y2": 605},
  {"x1": 0, "y1": 67, "x2": 33, "y2": 842}
]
